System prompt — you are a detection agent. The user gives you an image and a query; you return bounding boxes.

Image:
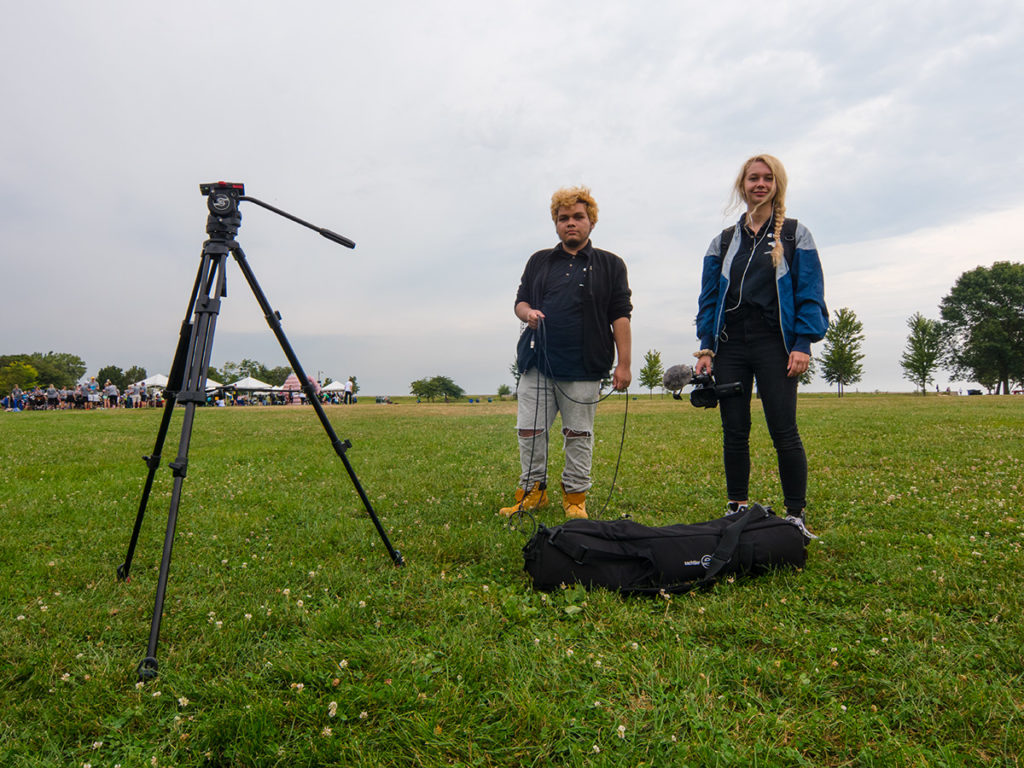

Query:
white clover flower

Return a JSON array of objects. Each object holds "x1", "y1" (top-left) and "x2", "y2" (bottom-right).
[
  {"x1": 359, "y1": 711, "x2": 368, "y2": 719},
  {"x1": 178, "y1": 697, "x2": 189, "y2": 707},
  {"x1": 328, "y1": 701, "x2": 338, "y2": 717},
  {"x1": 617, "y1": 724, "x2": 626, "y2": 739}
]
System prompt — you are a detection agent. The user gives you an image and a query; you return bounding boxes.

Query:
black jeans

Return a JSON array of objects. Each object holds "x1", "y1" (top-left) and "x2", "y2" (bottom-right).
[{"x1": 714, "y1": 311, "x2": 807, "y2": 511}]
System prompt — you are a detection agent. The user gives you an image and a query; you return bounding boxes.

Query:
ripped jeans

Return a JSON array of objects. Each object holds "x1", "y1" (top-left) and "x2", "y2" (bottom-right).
[{"x1": 515, "y1": 368, "x2": 599, "y2": 494}]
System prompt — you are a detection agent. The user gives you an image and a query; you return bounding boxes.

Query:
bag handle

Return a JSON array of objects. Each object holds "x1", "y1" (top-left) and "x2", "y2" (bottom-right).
[{"x1": 545, "y1": 527, "x2": 658, "y2": 586}]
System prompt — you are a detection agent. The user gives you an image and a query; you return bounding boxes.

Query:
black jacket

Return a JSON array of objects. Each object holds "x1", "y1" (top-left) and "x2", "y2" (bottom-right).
[{"x1": 515, "y1": 242, "x2": 632, "y2": 379}]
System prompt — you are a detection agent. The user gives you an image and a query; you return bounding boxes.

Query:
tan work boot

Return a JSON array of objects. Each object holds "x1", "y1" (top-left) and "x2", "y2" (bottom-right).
[
  {"x1": 561, "y1": 484, "x2": 588, "y2": 519},
  {"x1": 498, "y1": 482, "x2": 548, "y2": 517}
]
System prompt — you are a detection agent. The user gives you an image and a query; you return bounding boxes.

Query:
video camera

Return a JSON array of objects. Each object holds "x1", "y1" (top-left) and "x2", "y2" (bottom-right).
[{"x1": 662, "y1": 365, "x2": 744, "y2": 409}]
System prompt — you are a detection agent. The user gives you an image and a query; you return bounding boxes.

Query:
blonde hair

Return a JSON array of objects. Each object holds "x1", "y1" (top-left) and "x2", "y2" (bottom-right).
[
  {"x1": 550, "y1": 186, "x2": 599, "y2": 225},
  {"x1": 730, "y1": 154, "x2": 788, "y2": 267}
]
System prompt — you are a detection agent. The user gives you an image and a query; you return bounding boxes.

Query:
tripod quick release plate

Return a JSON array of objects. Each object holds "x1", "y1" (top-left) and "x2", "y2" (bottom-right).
[{"x1": 200, "y1": 181, "x2": 244, "y2": 196}]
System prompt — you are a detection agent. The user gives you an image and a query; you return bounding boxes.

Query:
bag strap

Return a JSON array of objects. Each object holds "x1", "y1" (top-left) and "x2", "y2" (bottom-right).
[
  {"x1": 621, "y1": 506, "x2": 769, "y2": 596},
  {"x1": 696, "y1": 505, "x2": 761, "y2": 588},
  {"x1": 719, "y1": 218, "x2": 798, "y2": 269}
]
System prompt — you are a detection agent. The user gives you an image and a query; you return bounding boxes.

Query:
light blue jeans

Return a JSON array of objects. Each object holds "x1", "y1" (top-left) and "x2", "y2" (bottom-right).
[{"x1": 515, "y1": 368, "x2": 600, "y2": 494}]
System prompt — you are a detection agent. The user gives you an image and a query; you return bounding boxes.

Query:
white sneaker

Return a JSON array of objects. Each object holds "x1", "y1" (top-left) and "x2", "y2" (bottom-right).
[{"x1": 784, "y1": 514, "x2": 819, "y2": 540}]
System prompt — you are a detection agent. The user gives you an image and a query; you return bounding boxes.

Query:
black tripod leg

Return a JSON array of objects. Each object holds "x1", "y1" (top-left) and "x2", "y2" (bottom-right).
[
  {"x1": 118, "y1": 262, "x2": 205, "y2": 582},
  {"x1": 230, "y1": 245, "x2": 404, "y2": 566},
  {"x1": 138, "y1": 251, "x2": 228, "y2": 681},
  {"x1": 118, "y1": 328, "x2": 194, "y2": 581}
]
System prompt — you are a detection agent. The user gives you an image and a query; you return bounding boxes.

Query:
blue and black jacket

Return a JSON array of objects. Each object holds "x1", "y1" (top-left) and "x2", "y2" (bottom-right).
[{"x1": 696, "y1": 217, "x2": 829, "y2": 355}]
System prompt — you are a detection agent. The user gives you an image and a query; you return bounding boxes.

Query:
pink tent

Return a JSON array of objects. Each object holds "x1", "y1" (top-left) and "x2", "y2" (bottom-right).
[{"x1": 280, "y1": 373, "x2": 321, "y2": 396}]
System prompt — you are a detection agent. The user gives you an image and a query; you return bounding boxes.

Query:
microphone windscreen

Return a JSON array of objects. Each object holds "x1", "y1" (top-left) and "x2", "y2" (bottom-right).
[{"x1": 662, "y1": 364, "x2": 693, "y2": 391}]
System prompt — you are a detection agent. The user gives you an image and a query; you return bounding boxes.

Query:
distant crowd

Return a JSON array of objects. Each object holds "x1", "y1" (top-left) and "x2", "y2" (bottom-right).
[
  {"x1": 2, "y1": 377, "x2": 162, "y2": 411},
  {"x1": 3, "y1": 376, "x2": 385, "y2": 411}
]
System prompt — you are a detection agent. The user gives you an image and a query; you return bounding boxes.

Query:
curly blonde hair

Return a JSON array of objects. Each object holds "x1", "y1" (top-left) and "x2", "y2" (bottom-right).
[
  {"x1": 550, "y1": 186, "x2": 599, "y2": 225},
  {"x1": 730, "y1": 155, "x2": 789, "y2": 267}
]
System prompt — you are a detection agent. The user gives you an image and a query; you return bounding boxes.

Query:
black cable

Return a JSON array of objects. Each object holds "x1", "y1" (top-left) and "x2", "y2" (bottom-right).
[{"x1": 506, "y1": 319, "x2": 630, "y2": 524}]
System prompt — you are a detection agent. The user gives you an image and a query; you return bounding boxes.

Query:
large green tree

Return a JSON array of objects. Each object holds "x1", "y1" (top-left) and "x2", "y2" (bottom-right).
[
  {"x1": 939, "y1": 262, "x2": 1024, "y2": 394},
  {"x1": 124, "y1": 365, "x2": 148, "y2": 387},
  {"x1": 0, "y1": 361, "x2": 39, "y2": 393},
  {"x1": 820, "y1": 307, "x2": 864, "y2": 398},
  {"x1": 0, "y1": 351, "x2": 86, "y2": 388},
  {"x1": 411, "y1": 375, "x2": 464, "y2": 402},
  {"x1": 900, "y1": 312, "x2": 943, "y2": 394},
  {"x1": 97, "y1": 365, "x2": 127, "y2": 390},
  {"x1": 638, "y1": 349, "x2": 665, "y2": 398}
]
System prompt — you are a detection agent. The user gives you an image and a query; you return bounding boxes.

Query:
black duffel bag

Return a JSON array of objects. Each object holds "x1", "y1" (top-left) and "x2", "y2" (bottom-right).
[{"x1": 522, "y1": 504, "x2": 806, "y2": 595}]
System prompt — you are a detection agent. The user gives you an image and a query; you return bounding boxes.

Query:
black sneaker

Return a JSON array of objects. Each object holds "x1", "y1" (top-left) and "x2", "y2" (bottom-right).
[{"x1": 726, "y1": 502, "x2": 749, "y2": 516}]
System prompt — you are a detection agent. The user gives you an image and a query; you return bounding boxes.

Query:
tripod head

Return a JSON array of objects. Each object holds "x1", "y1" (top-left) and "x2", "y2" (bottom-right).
[
  {"x1": 200, "y1": 182, "x2": 244, "y2": 240},
  {"x1": 199, "y1": 181, "x2": 356, "y2": 248}
]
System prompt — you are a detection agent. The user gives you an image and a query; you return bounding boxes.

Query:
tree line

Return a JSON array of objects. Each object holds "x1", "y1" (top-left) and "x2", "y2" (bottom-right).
[{"x1": 0, "y1": 352, "x2": 359, "y2": 395}]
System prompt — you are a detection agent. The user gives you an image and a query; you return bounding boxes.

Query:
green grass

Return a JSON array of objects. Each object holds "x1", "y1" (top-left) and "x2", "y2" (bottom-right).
[{"x1": 1, "y1": 395, "x2": 1022, "y2": 767}]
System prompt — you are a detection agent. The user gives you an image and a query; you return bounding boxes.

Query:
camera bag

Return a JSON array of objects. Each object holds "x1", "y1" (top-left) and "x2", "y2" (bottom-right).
[{"x1": 522, "y1": 504, "x2": 806, "y2": 595}]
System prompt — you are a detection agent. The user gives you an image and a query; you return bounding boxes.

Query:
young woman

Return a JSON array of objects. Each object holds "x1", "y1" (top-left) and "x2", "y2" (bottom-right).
[{"x1": 694, "y1": 154, "x2": 829, "y2": 535}]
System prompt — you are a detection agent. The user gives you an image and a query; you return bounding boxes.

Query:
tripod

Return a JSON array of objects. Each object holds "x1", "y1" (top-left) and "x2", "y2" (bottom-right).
[{"x1": 118, "y1": 182, "x2": 404, "y2": 681}]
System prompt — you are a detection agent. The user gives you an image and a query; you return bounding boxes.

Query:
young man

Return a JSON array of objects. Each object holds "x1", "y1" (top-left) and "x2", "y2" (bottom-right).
[{"x1": 500, "y1": 186, "x2": 632, "y2": 520}]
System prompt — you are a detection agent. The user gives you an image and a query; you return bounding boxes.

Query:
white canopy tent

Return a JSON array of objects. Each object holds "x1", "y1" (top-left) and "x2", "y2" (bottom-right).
[
  {"x1": 321, "y1": 380, "x2": 346, "y2": 392},
  {"x1": 132, "y1": 374, "x2": 222, "y2": 392},
  {"x1": 228, "y1": 375, "x2": 274, "y2": 391},
  {"x1": 135, "y1": 373, "x2": 169, "y2": 389}
]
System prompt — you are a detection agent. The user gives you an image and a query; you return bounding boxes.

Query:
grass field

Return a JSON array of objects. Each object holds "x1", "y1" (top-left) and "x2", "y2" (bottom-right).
[{"x1": 1, "y1": 394, "x2": 1022, "y2": 767}]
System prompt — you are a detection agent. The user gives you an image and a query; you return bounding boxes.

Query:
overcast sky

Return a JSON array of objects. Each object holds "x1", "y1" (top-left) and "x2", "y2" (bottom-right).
[{"x1": 3, "y1": 1, "x2": 1022, "y2": 395}]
